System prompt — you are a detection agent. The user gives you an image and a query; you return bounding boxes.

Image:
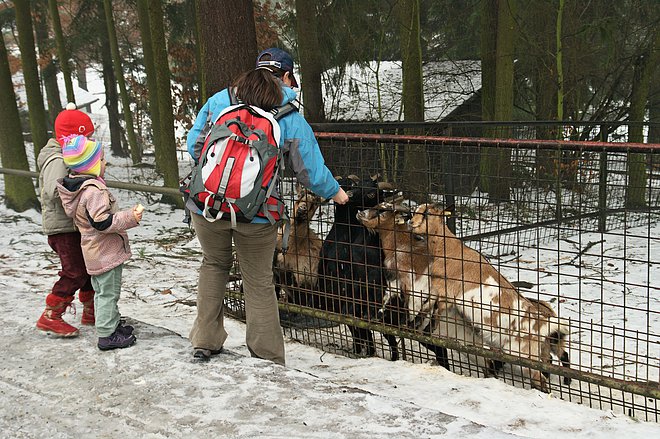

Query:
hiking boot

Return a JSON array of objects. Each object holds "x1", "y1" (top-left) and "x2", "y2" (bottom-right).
[
  {"x1": 192, "y1": 348, "x2": 224, "y2": 362},
  {"x1": 79, "y1": 290, "x2": 95, "y2": 326},
  {"x1": 98, "y1": 329, "x2": 136, "y2": 351},
  {"x1": 36, "y1": 294, "x2": 79, "y2": 337},
  {"x1": 116, "y1": 322, "x2": 134, "y2": 336}
]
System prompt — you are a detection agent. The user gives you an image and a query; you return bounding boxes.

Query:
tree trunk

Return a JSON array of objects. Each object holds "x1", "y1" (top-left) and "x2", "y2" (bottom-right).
[
  {"x1": 0, "y1": 34, "x2": 39, "y2": 211},
  {"x1": 625, "y1": 30, "x2": 659, "y2": 208},
  {"x1": 103, "y1": 0, "x2": 141, "y2": 164},
  {"x1": 479, "y1": 0, "x2": 497, "y2": 196},
  {"x1": 479, "y1": 0, "x2": 514, "y2": 203},
  {"x1": 14, "y1": 0, "x2": 49, "y2": 162},
  {"x1": 98, "y1": 10, "x2": 126, "y2": 158},
  {"x1": 148, "y1": 0, "x2": 184, "y2": 207},
  {"x1": 532, "y1": 0, "x2": 559, "y2": 183},
  {"x1": 480, "y1": 0, "x2": 497, "y2": 129},
  {"x1": 195, "y1": 0, "x2": 257, "y2": 95},
  {"x1": 136, "y1": 0, "x2": 162, "y2": 162},
  {"x1": 34, "y1": 3, "x2": 62, "y2": 130},
  {"x1": 493, "y1": 0, "x2": 515, "y2": 124},
  {"x1": 47, "y1": 0, "x2": 75, "y2": 103},
  {"x1": 399, "y1": 0, "x2": 427, "y2": 202},
  {"x1": 555, "y1": 0, "x2": 565, "y2": 123},
  {"x1": 296, "y1": 0, "x2": 325, "y2": 123},
  {"x1": 649, "y1": 68, "x2": 660, "y2": 144},
  {"x1": 192, "y1": 1, "x2": 206, "y2": 105},
  {"x1": 77, "y1": 64, "x2": 87, "y2": 91}
]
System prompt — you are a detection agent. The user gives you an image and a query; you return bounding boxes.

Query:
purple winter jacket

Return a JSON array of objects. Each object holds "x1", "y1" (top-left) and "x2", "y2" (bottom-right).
[{"x1": 56, "y1": 175, "x2": 139, "y2": 275}]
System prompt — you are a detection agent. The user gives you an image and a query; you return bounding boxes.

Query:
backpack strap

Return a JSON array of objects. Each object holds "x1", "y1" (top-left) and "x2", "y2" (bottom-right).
[
  {"x1": 270, "y1": 102, "x2": 298, "y2": 121},
  {"x1": 41, "y1": 154, "x2": 63, "y2": 172},
  {"x1": 228, "y1": 87, "x2": 240, "y2": 106}
]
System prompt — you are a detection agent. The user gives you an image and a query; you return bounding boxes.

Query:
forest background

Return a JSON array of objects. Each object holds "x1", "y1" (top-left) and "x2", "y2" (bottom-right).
[{"x1": 0, "y1": 0, "x2": 659, "y2": 214}]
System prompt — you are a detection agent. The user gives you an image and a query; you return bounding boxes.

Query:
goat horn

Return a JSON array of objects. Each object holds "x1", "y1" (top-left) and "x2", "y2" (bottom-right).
[
  {"x1": 377, "y1": 181, "x2": 395, "y2": 190},
  {"x1": 443, "y1": 203, "x2": 456, "y2": 216},
  {"x1": 347, "y1": 174, "x2": 360, "y2": 183}
]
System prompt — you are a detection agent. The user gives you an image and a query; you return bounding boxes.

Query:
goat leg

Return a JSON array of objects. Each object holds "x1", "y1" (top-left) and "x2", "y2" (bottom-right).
[{"x1": 529, "y1": 368, "x2": 550, "y2": 393}]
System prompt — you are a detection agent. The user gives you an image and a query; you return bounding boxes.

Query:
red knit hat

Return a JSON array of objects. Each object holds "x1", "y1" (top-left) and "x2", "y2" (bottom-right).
[{"x1": 54, "y1": 103, "x2": 94, "y2": 142}]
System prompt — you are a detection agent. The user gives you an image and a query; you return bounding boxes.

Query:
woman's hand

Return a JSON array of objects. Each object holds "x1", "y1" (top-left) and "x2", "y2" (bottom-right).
[{"x1": 332, "y1": 188, "x2": 349, "y2": 205}]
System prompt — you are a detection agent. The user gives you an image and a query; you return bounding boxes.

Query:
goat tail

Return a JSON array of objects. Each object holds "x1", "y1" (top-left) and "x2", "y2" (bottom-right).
[
  {"x1": 546, "y1": 316, "x2": 570, "y2": 340},
  {"x1": 546, "y1": 316, "x2": 572, "y2": 384}
]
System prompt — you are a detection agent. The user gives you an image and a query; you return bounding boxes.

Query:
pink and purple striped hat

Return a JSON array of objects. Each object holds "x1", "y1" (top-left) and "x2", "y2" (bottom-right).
[{"x1": 62, "y1": 135, "x2": 103, "y2": 177}]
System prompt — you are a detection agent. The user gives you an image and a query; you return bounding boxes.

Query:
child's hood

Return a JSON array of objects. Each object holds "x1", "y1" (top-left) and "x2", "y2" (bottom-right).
[{"x1": 56, "y1": 175, "x2": 100, "y2": 217}]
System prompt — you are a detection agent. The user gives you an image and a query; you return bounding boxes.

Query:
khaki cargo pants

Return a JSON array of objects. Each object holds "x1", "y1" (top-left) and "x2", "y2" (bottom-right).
[{"x1": 189, "y1": 213, "x2": 285, "y2": 365}]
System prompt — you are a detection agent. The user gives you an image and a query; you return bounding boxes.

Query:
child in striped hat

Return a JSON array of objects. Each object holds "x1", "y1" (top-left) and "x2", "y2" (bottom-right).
[
  {"x1": 36, "y1": 104, "x2": 97, "y2": 338},
  {"x1": 57, "y1": 135, "x2": 144, "y2": 351},
  {"x1": 61, "y1": 135, "x2": 104, "y2": 178}
]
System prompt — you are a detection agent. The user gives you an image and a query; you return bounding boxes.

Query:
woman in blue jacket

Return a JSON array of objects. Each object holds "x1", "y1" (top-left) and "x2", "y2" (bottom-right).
[{"x1": 186, "y1": 48, "x2": 348, "y2": 364}]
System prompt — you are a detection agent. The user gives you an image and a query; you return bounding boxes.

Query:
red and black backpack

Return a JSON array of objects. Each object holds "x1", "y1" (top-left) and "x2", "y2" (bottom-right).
[{"x1": 181, "y1": 92, "x2": 296, "y2": 227}]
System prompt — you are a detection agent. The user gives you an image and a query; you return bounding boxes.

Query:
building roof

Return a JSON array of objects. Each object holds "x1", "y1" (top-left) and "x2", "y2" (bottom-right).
[{"x1": 319, "y1": 60, "x2": 481, "y2": 122}]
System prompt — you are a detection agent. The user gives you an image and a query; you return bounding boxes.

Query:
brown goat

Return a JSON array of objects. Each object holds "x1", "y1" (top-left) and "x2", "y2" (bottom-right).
[
  {"x1": 356, "y1": 202, "x2": 433, "y2": 327},
  {"x1": 529, "y1": 298, "x2": 571, "y2": 378},
  {"x1": 408, "y1": 203, "x2": 569, "y2": 392},
  {"x1": 275, "y1": 184, "x2": 325, "y2": 306},
  {"x1": 356, "y1": 201, "x2": 452, "y2": 369},
  {"x1": 487, "y1": 297, "x2": 572, "y2": 385}
]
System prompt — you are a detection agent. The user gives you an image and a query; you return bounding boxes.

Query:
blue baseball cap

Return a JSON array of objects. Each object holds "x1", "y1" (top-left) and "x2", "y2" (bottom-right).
[{"x1": 256, "y1": 47, "x2": 298, "y2": 87}]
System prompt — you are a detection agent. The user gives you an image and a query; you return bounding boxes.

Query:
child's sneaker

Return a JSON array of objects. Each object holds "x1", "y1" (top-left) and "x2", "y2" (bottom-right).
[{"x1": 98, "y1": 329, "x2": 136, "y2": 351}]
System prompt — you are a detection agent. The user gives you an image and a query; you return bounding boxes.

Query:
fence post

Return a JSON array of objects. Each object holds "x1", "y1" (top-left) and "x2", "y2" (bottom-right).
[
  {"x1": 443, "y1": 145, "x2": 456, "y2": 234},
  {"x1": 598, "y1": 124, "x2": 609, "y2": 232}
]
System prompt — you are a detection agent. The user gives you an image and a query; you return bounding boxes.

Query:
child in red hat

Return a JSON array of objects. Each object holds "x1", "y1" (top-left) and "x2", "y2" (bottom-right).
[{"x1": 36, "y1": 103, "x2": 97, "y2": 337}]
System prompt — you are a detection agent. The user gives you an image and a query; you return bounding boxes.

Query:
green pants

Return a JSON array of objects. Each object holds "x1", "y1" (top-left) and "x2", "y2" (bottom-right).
[
  {"x1": 189, "y1": 214, "x2": 285, "y2": 365},
  {"x1": 91, "y1": 264, "x2": 123, "y2": 337}
]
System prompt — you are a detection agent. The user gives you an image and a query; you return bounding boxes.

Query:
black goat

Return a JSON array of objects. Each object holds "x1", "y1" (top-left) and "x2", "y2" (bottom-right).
[{"x1": 317, "y1": 175, "x2": 399, "y2": 360}]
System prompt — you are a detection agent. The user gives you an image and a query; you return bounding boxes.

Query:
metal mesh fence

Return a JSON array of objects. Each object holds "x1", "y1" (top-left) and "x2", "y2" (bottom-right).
[{"x1": 223, "y1": 133, "x2": 660, "y2": 421}]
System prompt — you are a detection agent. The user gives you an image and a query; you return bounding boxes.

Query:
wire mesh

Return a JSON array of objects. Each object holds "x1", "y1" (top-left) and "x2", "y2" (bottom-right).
[{"x1": 223, "y1": 133, "x2": 660, "y2": 422}]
